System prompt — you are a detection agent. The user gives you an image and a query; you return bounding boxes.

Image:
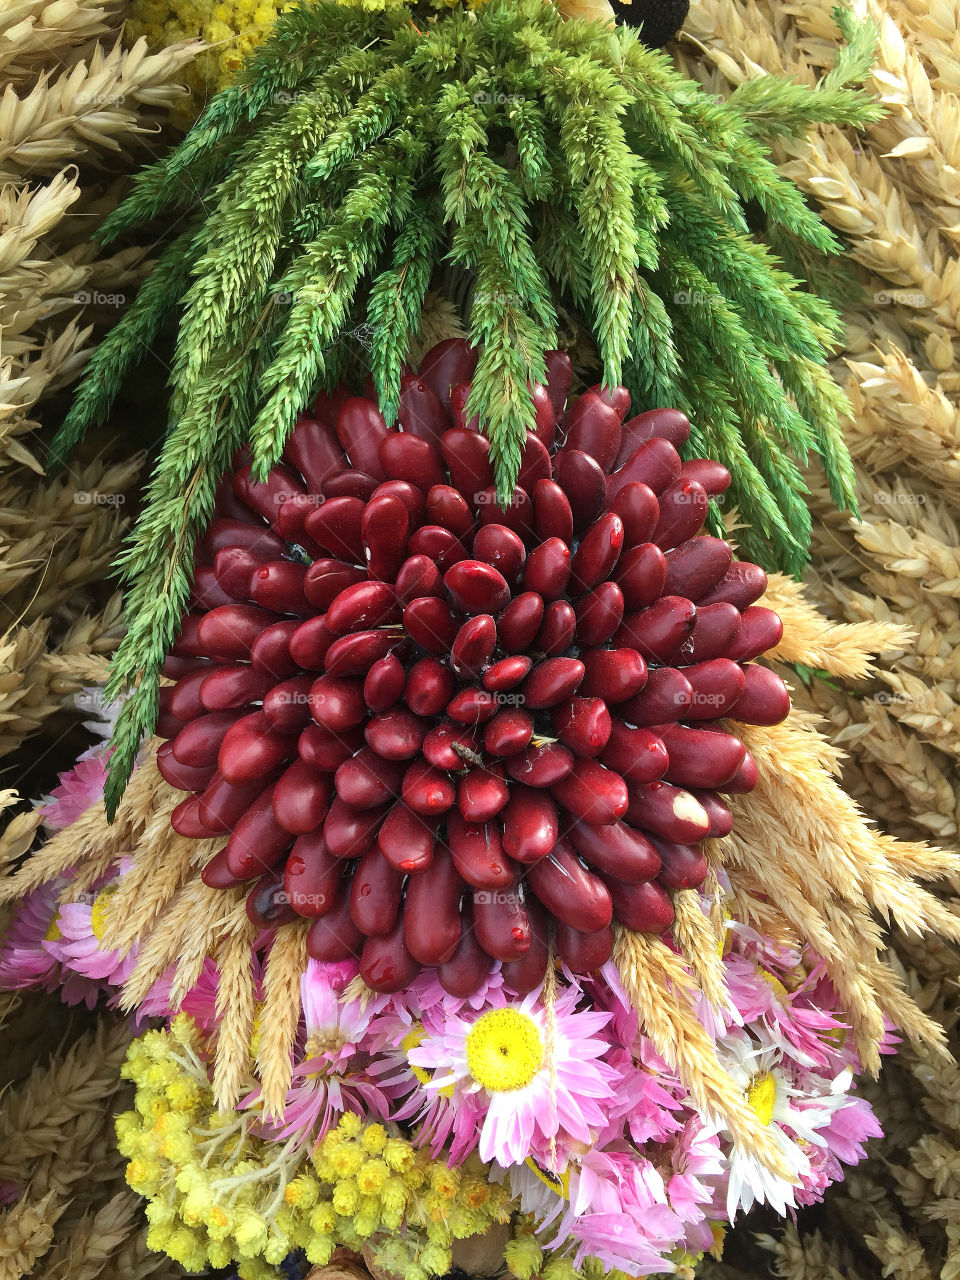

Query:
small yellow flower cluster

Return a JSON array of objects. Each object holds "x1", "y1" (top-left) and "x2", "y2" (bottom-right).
[{"x1": 117, "y1": 1018, "x2": 513, "y2": 1280}]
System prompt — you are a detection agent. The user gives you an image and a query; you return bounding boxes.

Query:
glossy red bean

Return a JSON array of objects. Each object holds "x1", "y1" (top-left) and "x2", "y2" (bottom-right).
[
  {"x1": 580, "y1": 648, "x2": 647, "y2": 703},
  {"x1": 196, "y1": 605, "x2": 276, "y2": 662},
  {"x1": 475, "y1": 486, "x2": 534, "y2": 540},
  {"x1": 472, "y1": 524, "x2": 526, "y2": 583},
  {"x1": 570, "y1": 512, "x2": 624, "y2": 594},
  {"x1": 403, "y1": 850, "x2": 464, "y2": 964},
  {"x1": 421, "y1": 721, "x2": 477, "y2": 771},
  {"x1": 407, "y1": 525, "x2": 468, "y2": 573},
  {"x1": 246, "y1": 871, "x2": 298, "y2": 928},
  {"x1": 248, "y1": 561, "x2": 310, "y2": 616},
  {"x1": 272, "y1": 758, "x2": 331, "y2": 834},
  {"x1": 689, "y1": 789, "x2": 734, "y2": 837},
  {"x1": 625, "y1": 780, "x2": 710, "y2": 843},
  {"x1": 500, "y1": 896, "x2": 548, "y2": 993},
  {"x1": 483, "y1": 706, "x2": 534, "y2": 757},
  {"x1": 247, "y1": 619, "x2": 299, "y2": 680},
  {"x1": 309, "y1": 675, "x2": 365, "y2": 731},
  {"x1": 218, "y1": 713, "x2": 296, "y2": 785},
  {"x1": 555, "y1": 921, "x2": 613, "y2": 973},
  {"x1": 335, "y1": 398, "x2": 388, "y2": 479},
  {"x1": 425, "y1": 485, "x2": 472, "y2": 540},
  {"x1": 483, "y1": 656, "x2": 533, "y2": 692},
  {"x1": 307, "y1": 889, "x2": 364, "y2": 960},
  {"x1": 724, "y1": 606, "x2": 783, "y2": 662},
  {"x1": 566, "y1": 818, "x2": 661, "y2": 883},
  {"x1": 417, "y1": 339, "x2": 479, "y2": 412},
  {"x1": 680, "y1": 457, "x2": 731, "y2": 495},
  {"x1": 529, "y1": 383, "x2": 557, "y2": 451},
  {"x1": 262, "y1": 674, "x2": 313, "y2": 733},
  {"x1": 284, "y1": 831, "x2": 340, "y2": 916},
  {"x1": 361, "y1": 921, "x2": 422, "y2": 992},
  {"x1": 663, "y1": 537, "x2": 732, "y2": 600},
  {"x1": 615, "y1": 543, "x2": 668, "y2": 610},
  {"x1": 457, "y1": 766, "x2": 509, "y2": 822},
  {"x1": 170, "y1": 793, "x2": 219, "y2": 837},
  {"x1": 377, "y1": 803, "x2": 437, "y2": 874},
  {"x1": 660, "y1": 724, "x2": 745, "y2": 788},
  {"x1": 287, "y1": 615, "x2": 333, "y2": 671},
  {"x1": 438, "y1": 913, "x2": 495, "y2": 997},
  {"x1": 535, "y1": 600, "x2": 576, "y2": 657},
  {"x1": 198, "y1": 771, "x2": 270, "y2": 835},
  {"x1": 326, "y1": 582, "x2": 398, "y2": 636},
  {"x1": 600, "y1": 721, "x2": 669, "y2": 783},
  {"x1": 449, "y1": 381, "x2": 478, "y2": 432},
  {"x1": 498, "y1": 592, "x2": 545, "y2": 651},
  {"x1": 192, "y1": 564, "x2": 238, "y2": 611},
  {"x1": 682, "y1": 658, "x2": 746, "y2": 719},
  {"x1": 608, "y1": 482, "x2": 660, "y2": 548},
  {"x1": 552, "y1": 449, "x2": 606, "y2": 530},
  {"x1": 574, "y1": 581, "x2": 624, "y2": 646},
  {"x1": 303, "y1": 495, "x2": 365, "y2": 562},
  {"x1": 447, "y1": 813, "x2": 516, "y2": 889},
  {"x1": 364, "y1": 706, "x2": 427, "y2": 760},
  {"x1": 501, "y1": 785, "x2": 558, "y2": 863},
  {"x1": 170, "y1": 668, "x2": 212, "y2": 722},
  {"x1": 674, "y1": 602, "x2": 741, "y2": 665},
  {"x1": 697, "y1": 561, "x2": 768, "y2": 610},
  {"x1": 544, "y1": 349, "x2": 573, "y2": 417},
  {"x1": 157, "y1": 741, "x2": 216, "y2": 792},
  {"x1": 402, "y1": 760, "x2": 456, "y2": 816},
  {"x1": 233, "y1": 462, "x2": 305, "y2": 525},
  {"x1": 527, "y1": 841, "x2": 612, "y2": 933},
  {"x1": 728, "y1": 663, "x2": 790, "y2": 725},
  {"x1": 397, "y1": 374, "x2": 451, "y2": 445},
  {"x1": 361, "y1": 658, "x2": 407, "y2": 717},
  {"x1": 606, "y1": 876, "x2": 675, "y2": 933},
  {"x1": 401, "y1": 597, "x2": 457, "y2": 654},
  {"x1": 586, "y1": 383, "x2": 631, "y2": 421},
  {"x1": 203, "y1": 518, "x2": 285, "y2": 561},
  {"x1": 349, "y1": 848, "x2": 402, "y2": 935},
  {"x1": 616, "y1": 409, "x2": 690, "y2": 464},
  {"x1": 532, "y1": 479, "x2": 574, "y2": 544},
  {"x1": 324, "y1": 629, "x2": 399, "y2": 678},
  {"x1": 444, "y1": 560, "x2": 511, "y2": 615},
  {"x1": 284, "y1": 415, "x2": 344, "y2": 490},
  {"x1": 362, "y1": 494, "x2": 409, "y2": 583},
  {"x1": 607, "y1": 439, "x2": 682, "y2": 506},
  {"x1": 201, "y1": 847, "x2": 247, "y2": 888},
  {"x1": 505, "y1": 742, "x2": 574, "y2": 787},
  {"x1": 618, "y1": 667, "x2": 694, "y2": 726},
  {"x1": 654, "y1": 839, "x2": 709, "y2": 890},
  {"x1": 450, "y1": 615, "x2": 497, "y2": 679},
  {"x1": 171, "y1": 708, "x2": 246, "y2": 767},
  {"x1": 379, "y1": 431, "x2": 445, "y2": 492},
  {"x1": 303, "y1": 560, "x2": 365, "y2": 611},
  {"x1": 651, "y1": 479, "x2": 709, "y2": 550},
  {"x1": 275, "y1": 492, "x2": 323, "y2": 545},
  {"x1": 298, "y1": 723, "x2": 362, "y2": 772},
  {"x1": 552, "y1": 759, "x2": 628, "y2": 824},
  {"x1": 395, "y1": 555, "x2": 443, "y2": 605},
  {"x1": 553, "y1": 697, "x2": 612, "y2": 758},
  {"x1": 618, "y1": 596, "x2": 696, "y2": 664},
  {"x1": 562, "y1": 391, "x2": 623, "y2": 471},
  {"x1": 440, "y1": 429, "x2": 494, "y2": 500},
  {"x1": 323, "y1": 797, "x2": 388, "y2": 858},
  {"x1": 322, "y1": 470, "x2": 380, "y2": 502},
  {"x1": 446, "y1": 687, "x2": 498, "y2": 725},
  {"x1": 517, "y1": 432, "x2": 552, "y2": 494},
  {"x1": 473, "y1": 888, "x2": 531, "y2": 962},
  {"x1": 522, "y1": 657, "x2": 585, "y2": 709},
  {"x1": 224, "y1": 783, "x2": 292, "y2": 879},
  {"x1": 405, "y1": 657, "x2": 455, "y2": 717},
  {"x1": 335, "y1": 747, "x2": 406, "y2": 809},
  {"x1": 371, "y1": 479, "x2": 427, "y2": 529}
]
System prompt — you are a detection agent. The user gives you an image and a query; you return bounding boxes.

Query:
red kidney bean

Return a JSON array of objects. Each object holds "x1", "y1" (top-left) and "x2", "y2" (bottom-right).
[
  {"x1": 397, "y1": 374, "x2": 451, "y2": 445},
  {"x1": 262, "y1": 674, "x2": 313, "y2": 733},
  {"x1": 529, "y1": 383, "x2": 557, "y2": 451},
  {"x1": 422, "y1": 721, "x2": 477, "y2": 771},
  {"x1": 672, "y1": 602, "x2": 741, "y2": 665},
  {"x1": 303, "y1": 560, "x2": 364, "y2": 611},
  {"x1": 527, "y1": 840, "x2": 612, "y2": 933},
  {"x1": 663, "y1": 537, "x2": 732, "y2": 600},
  {"x1": 447, "y1": 813, "x2": 516, "y2": 889},
  {"x1": 169, "y1": 615, "x2": 205, "y2": 660},
  {"x1": 600, "y1": 721, "x2": 669, "y2": 783},
  {"x1": 615, "y1": 543, "x2": 667, "y2": 610},
  {"x1": 324, "y1": 629, "x2": 399, "y2": 678},
  {"x1": 544, "y1": 349, "x2": 573, "y2": 417},
  {"x1": 607, "y1": 440, "x2": 682, "y2": 507},
  {"x1": 440, "y1": 429, "x2": 494, "y2": 500},
  {"x1": 472, "y1": 524, "x2": 526, "y2": 584},
  {"x1": 298, "y1": 722, "x2": 362, "y2": 772},
  {"x1": 608, "y1": 484, "x2": 659, "y2": 550},
  {"x1": 523, "y1": 537, "x2": 573, "y2": 607},
  {"x1": 426, "y1": 485, "x2": 473, "y2": 540},
  {"x1": 203, "y1": 518, "x2": 285, "y2": 561},
  {"x1": 233, "y1": 462, "x2": 305, "y2": 525},
  {"x1": 552, "y1": 759, "x2": 628, "y2": 824},
  {"x1": 498, "y1": 591, "x2": 544, "y2": 651},
  {"x1": 447, "y1": 687, "x2": 498, "y2": 725},
  {"x1": 321, "y1": 470, "x2": 379, "y2": 502},
  {"x1": 606, "y1": 876, "x2": 675, "y2": 933},
  {"x1": 566, "y1": 817, "x2": 661, "y2": 882},
  {"x1": 522, "y1": 657, "x2": 585, "y2": 709},
  {"x1": 402, "y1": 760, "x2": 456, "y2": 816},
  {"x1": 531, "y1": 482, "x2": 575, "y2": 557},
  {"x1": 616, "y1": 410, "x2": 691, "y2": 466},
  {"x1": 556, "y1": 921, "x2": 613, "y2": 973},
  {"x1": 284, "y1": 416, "x2": 344, "y2": 491},
  {"x1": 473, "y1": 888, "x2": 531, "y2": 961},
  {"x1": 580, "y1": 648, "x2": 647, "y2": 704},
  {"x1": 218, "y1": 713, "x2": 296, "y2": 785},
  {"x1": 377, "y1": 803, "x2": 437, "y2": 874},
  {"x1": 690, "y1": 789, "x2": 734, "y2": 837},
  {"x1": 417, "y1": 339, "x2": 479, "y2": 412},
  {"x1": 475, "y1": 486, "x2": 534, "y2": 540},
  {"x1": 618, "y1": 596, "x2": 696, "y2": 664},
  {"x1": 444, "y1": 560, "x2": 511, "y2": 614},
  {"x1": 248, "y1": 562, "x2": 310, "y2": 616},
  {"x1": 323, "y1": 798, "x2": 388, "y2": 859},
  {"x1": 272, "y1": 758, "x2": 331, "y2": 834},
  {"x1": 517, "y1": 432, "x2": 552, "y2": 494},
  {"x1": 171, "y1": 708, "x2": 246, "y2": 767},
  {"x1": 371, "y1": 480, "x2": 427, "y2": 530},
  {"x1": 395, "y1": 555, "x2": 443, "y2": 605},
  {"x1": 535, "y1": 600, "x2": 576, "y2": 657},
  {"x1": 501, "y1": 785, "x2": 558, "y2": 863},
  {"x1": 307, "y1": 888, "x2": 364, "y2": 960},
  {"x1": 284, "y1": 831, "x2": 340, "y2": 916},
  {"x1": 651, "y1": 479, "x2": 709, "y2": 550},
  {"x1": 335, "y1": 398, "x2": 388, "y2": 479},
  {"x1": 288, "y1": 615, "x2": 335, "y2": 671},
  {"x1": 361, "y1": 920, "x2": 422, "y2": 992},
  {"x1": 349, "y1": 848, "x2": 402, "y2": 935},
  {"x1": 246, "y1": 871, "x2": 298, "y2": 928},
  {"x1": 571, "y1": 512, "x2": 624, "y2": 594},
  {"x1": 562, "y1": 392, "x2": 623, "y2": 471},
  {"x1": 439, "y1": 912, "x2": 495, "y2": 997},
  {"x1": 313, "y1": 383, "x2": 353, "y2": 425},
  {"x1": 553, "y1": 449, "x2": 606, "y2": 530},
  {"x1": 224, "y1": 783, "x2": 292, "y2": 879},
  {"x1": 728, "y1": 663, "x2": 790, "y2": 725},
  {"x1": 587, "y1": 383, "x2": 631, "y2": 420},
  {"x1": 625, "y1": 780, "x2": 710, "y2": 843},
  {"x1": 201, "y1": 847, "x2": 247, "y2": 888},
  {"x1": 483, "y1": 656, "x2": 533, "y2": 693},
  {"x1": 681, "y1": 457, "x2": 731, "y2": 495},
  {"x1": 697, "y1": 561, "x2": 768, "y2": 610},
  {"x1": 405, "y1": 657, "x2": 455, "y2": 717},
  {"x1": 400, "y1": 597, "x2": 457, "y2": 653},
  {"x1": 248, "y1": 619, "x2": 299, "y2": 680},
  {"x1": 308, "y1": 675, "x2": 365, "y2": 731},
  {"x1": 553, "y1": 697, "x2": 612, "y2": 758},
  {"x1": 574, "y1": 581, "x2": 624, "y2": 646},
  {"x1": 274, "y1": 493, "x2": 322, "y2": 547},
  {"x1": 363, "y1": 494, "x2": 410, "y2": 583},
  {"x1": 325, "y1": 582, "x2": 398, "y2": 636},
  {"x1": 163, "y1": 654, "x2": 213, "y2": 680},
  {"x1": 170, "y1": 793, "x2": 219, "y2": 837},
  {"x1": 654, "y1": 839, "x2": 709, "y2": 890},
  {"x1": 449, "y1": 381, "x2": 478, "y2": 433},
  {"x1": 196, "y1": 770, "x2": 268, "y2": 833},
  {"x1": 724, "y1": 606, "x2": 783, "y2": 662},
  {"x1": 407, "y1": 525, "x2": 468, "y2": 573},
  {"x1": 191, "y1": 565, "x2": 236, "y2": 611},
  {"x1": 619, "y1": 667, "x2": 694, "y2": 726},
  {"x1": 505, "y1": 742, "x2": 574, "y2": 787},
  {"x1": 157, "y1": 741, "x2": 216, "y2": 792},
  {"x1": 483, "y1": 707, "x2": 534, "y2": 757},
  {"x1": 364, "y1": 706, "x2": 428, "y2": 760},
  {"x1": 379, "y1": 431, "x2": 445, "y2": 491},
  {"x1": 335, "y1": 747, "x2": 406, "y2": 810},
  {"x1": 196, "y1": 605, "x2": 277, "y2": 662},
  {"x1": 500, "y1": 896, "x2": 548, "y2": 994},
  {"x1": 660, "y1": 724, "x2": 745, "y2": 788},
  {"x1": 682, "y1": 658, "x2": 746, "y2": 719},
  {"x1": 215, "y1": 470, "x2": 255, "y2": 521},
  {"x1": 304, "y1": 496, "x2": 365, "y2": 562},
  {"x1": 403, "y1": 850, "x2": 464, "y2": 965},
  {"x1": 170, "y1": 668, "x2": 211, "y2": 722}
]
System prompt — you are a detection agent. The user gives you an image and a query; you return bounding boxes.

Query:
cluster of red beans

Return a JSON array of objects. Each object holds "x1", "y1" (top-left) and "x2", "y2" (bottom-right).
[{"x1": 156, "y1": 339, "x2": 790, "y2": 994}]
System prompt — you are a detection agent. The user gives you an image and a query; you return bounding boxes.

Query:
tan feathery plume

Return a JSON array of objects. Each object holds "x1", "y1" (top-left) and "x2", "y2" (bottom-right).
[
  {"x1": 212, "y1": 909, "x2": 259, "y2": 1111},
  {"x1": 672, "y1": 890, "x2": 730, "y2": 1013},
  {"x1": 257, "y1": 921, "x2": 308, "y2": 1117}
]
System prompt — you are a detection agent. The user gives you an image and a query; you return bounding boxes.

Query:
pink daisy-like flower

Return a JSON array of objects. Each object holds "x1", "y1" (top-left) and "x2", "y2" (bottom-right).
[
  {"x1": 0, "y1": 882, "x2": 104, "y2": 1009},
  {"x1": 410, "y1": 984, "x2": 618, "y2": 1168},
  {"x1": 44, "y1": 885, "x2": 134, "y2": 985},
  {"x1": 39, "y1": 754, "x2": 108, "y2": 831}
]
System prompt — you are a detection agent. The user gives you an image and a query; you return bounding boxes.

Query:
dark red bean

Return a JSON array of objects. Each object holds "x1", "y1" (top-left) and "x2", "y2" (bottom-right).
[
  {"x1": 483, "y1": 706, "x2": 534, "y2": 757},
  {"x1": 440, "y1": 429, "x2": 494, "y2": 500},
  {"x1": 417, "y1": 339, "x2": 479, "y2": 412},
  {"x1": 197, "y1": 771, "x2": 271, "y2": 834},
  {"x1": 607, "y1": 438, "x2": 682, "y2": 505},
  {"x1": 233, "y1": 462, "x2": 305, "y2": 525},
  {"x1": 536, "y1": 600, "x2": 577, "y2": 657},
  {"x1": 651, "y1": 479, "x2": 709, "y2": 550},
  {"x1": 402, "y1": 760, "x2": 456, "y2": 816},
  {"x1": 600, "y1": 721, "x2": 669, "y2": 784},
  {"x1": 574, "y1": 581, "x2": 624, "y2": 646},
  {"x1": 449, "y1": 381, "x2": 478, "y2": 432},
  {"x1": 505, "y1": 742, "x2": 574, "y2": 787},
  {"x1": 447, "y1": 813, "x2": 516, "y2": 889},
  {"x1": 170, "y1": 793, "x2": 219, "y2": 838},
  {"x1": 446, "y1": 687, "x2": 498, "y2": 725},
  {"x1": 570, "y1": 512, "x2": 624, "y2": 594},
  {"x1": 323, "y1": 469, "x2": 379, "y2": 501},
  {"x1": 284, "y1": 831, "x2": 341, "y2": 917},
  {"x1": 364, "y1": 706, "x2": 428, "y2": 760},
  {"x1": 532, "y1": 479, "x2": 574, "y2": 544},
  {"x1": 517, "y1": 432, "x2": 552, "y2": 494},
  {"x1": 500, "y1": 896, "x2": 548, "y2": 994},
  {"x1": 248, "y1": 561, "x2": 310, "y2": 615},
  {"x1": 617, "y1": 596, "x2": 696, "y2": 664},
  {"x1": 395, "y1": 555, "x2": 443, "y2": 605},
  {"x1": 483, "y1": 656, "x2": 533, "y2": 693},
  {"x1": 697, "y1": 561, "x2": 768, "y2": 610},
  {"x1": 689, "y1": 789, "x2": 734, "y2": 837},
  {"x1": 201, "y1": 847, "x2": 247, "y2": 888},
  {"x1": 555, "y1": 921, "x2": 613, "y2": 973},
  {"x1": 443, "y1": 560, "x2": 510, "y2": 614},
  {"x1": 246, "y1": 871, "x2": 298, "y2": 928},
  {"x1": 303, "y1": 560, "x2": 365, "y2": 611},
  {"x1": 303, "y1": 495, "x2": 366, "y2": 562},
  {"x1": 218, "y1": 713, "x2": 296, "y2": 786},
  {"x1": 275, "y1": 493, "x2": 324, "y2": 547},
  {"x1": 654, "y1": 839, "x2": 709, "y2": 890},
  {"x1": 360, "y1": 921, "x2": 421, "y2": 993},
  {"x1": 673, "y1": 602, "x2": 741, "y2": 665},
  {"x1": 552, "y1": 759, "x2": 628, "y2": 824},
  {"x1": 472, "y1": 524, "x2": 526, "y2": 583},
  {"x1": 323, "y1": 798, "x2": 388, "y2": 859},
  {"x1": 544, "y1": 349, "x2": 573, "y2": 417},
  {"x1": 498, "y1": 592, "x2": 545, "y2": 652},
  {"x1": 196, "y1": 605, "x2": 277, "y2": 662},
  {"x1": 439, "y1": 911, "x2": 495, "y2": 997},
  {"x1": 262, "y1": 674, "x2": 313, "y2": 733},
  {"x1": 663, "y1": 538, "x2": 732, "y2": 600},
  {"x1": 721, "y1": 749, "x2": 759, "y2": 794},
  {"x1": 403, "y1": 850, "x2": 464, "y2": 965},
  {"x1": 609, "y1": 482, "x2": 660, "y2": 548},
  {"x1": 680, "y1": 457, "x2": 731, "y2": 495},
  {"x1": 527, "y1": 840, "x2": 613, "y2": 933},
  {"x1": 163, "y1": 654, "x2": 213, "y2": 680},
  {"x1": 553, "y1": 449, "x2": 606, "y2": 530},
  {"x1": 224, "y1": 783, "x2": 292, "y2": 879},
  {"x1": 421, "y1": 721, "x2": 477, "y2": 771},
  {"x1": 169, "y1": 668, "x2": 211, "y2": 722},
  {"x1": 523, "y1": 657, "x2": 585, "y2": 709},
  {"x1": 450, "y1": 615, "x2": 498, "y2": 680},
  {"x1": 553, "y1": 697, "x2": 612, "y2": 758},
  {"x1": 191, "y1": 565, "x2": 236, "y2": 611},
  {"x1": 724, "y1": 606, "x2": 783, "y2": 663},
  {"x1": 288, "y1": 615, "x2": 335, "y2": 671},
  {"x1": 728, "y1": 663, "x2": 790, "y2": 725},
  {"x1": 272, "y1": 758, "x2": 331, "y2": 834},
  {"x1": 284, "y1": 416, "x2": 344, "y2": 491},
  {"x1": 336, "y1": 397, "x2": 388, "y2": 479},
  {"x1": 405, "y1": 658, "x2": 455, "y2": 717},
  {"x1": 562, "y1": 391, "x2": 623, "y2": 471},
  {"x1": 325, "y1": 629, "x2": 400, "y2": 678},
  {"x1": 349, "y1": 848, "x2": 402, "y2": 935},
  {"x1": 326, "y1": 582, "x2": 398, "y2": 635},
  {"x1": 625, "y1": 781, "x2": 710, "y2": 843},
  {"x1": 171, "y1": 708, "x2": 246, "y2": 767},
  {"x1": 586, "y1": 383, "x2": 631, "y2": 421},
  {"x1": 457, "y1": 766, "x2": 509, "y2": 822},
  {"x1": 566, "y1": 818, "x2": 661, "y2": 883},
  {"x1": 529, "y1": 383, "x2": 557, "y2": 451},
  {"x1": 377, "y1": 804, "x2": 437, "y2": 874},
  {"x1": 426, "y1": 485, "x2": 474, "y2": 539},
  {"x1": 400, "y1": 597, "x2": 457, "y2": 653},
  {"x1": 501, "y1": 786, "x2": 558, "y2": 863},
  {"x1": 397, "y1": 374, "x2": 451, "y2": 445},
  {"x1": 606, "y1": 877, "x2": 675, "y2": 933},
  {"x1": 203, "y1": 518, "x2": 285, "y2": 561},
  {"x1": 660, "y1": 724, "x2": 745, "y2": 788},
  {"x1": 309, "y1": 675, "x2": 365, "y2": 731},
  {"x1": 407, "y1": 525, "x2": 468, "y2": 573},
  {"x1": 307, "y1": 888, "x2": 363, "y2": 960},
  {"x1": 363, "y1": 495, "x2": 410, "y2": 583},
  {"x1": 616, "y1": 409, "x2": 690, "y2": 464},
  {"x1": 157, "y1": 741, "x2": 216, "y2": 792},
  {"x1": 249, "y1": 619, "x2": 300, "y2": 680},
  {"x1": 618, "y1": 667, "x2": 694, "y2": 726},
  {"x1": 335, "y1": 747, "x2": 406, "y2": 810},
  {"x1": 298, "y1": 723, "x2": 362, "y2": 772},
  {"x1": 615, "y1": 543, "x2": 668, "y2": 610},
  {"x1": 580, "y1": 648, "x2": 647, "y2": 703},
  {"x1": 680, "y1": 658, "x2": 746, "y2": 719},
  {"x1": 473, "y1": 888, "x2": 531, "y2": 962},
  {"x1": 371, "y1": 480, "x2": 427, "y2": 530},
  {"x1": 379, "y1": 431, "x2": 445, "y2": 492}
]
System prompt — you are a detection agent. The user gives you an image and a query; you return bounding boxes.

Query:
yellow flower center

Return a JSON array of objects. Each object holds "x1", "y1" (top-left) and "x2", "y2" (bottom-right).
[
  {"x1": 402, "y1": 1026, "x2": 433, "y2": 1088},
  {"x1": 524, "y1": 1155, "x2": 570, "y2": 1199},
  {"x1": 90, "y1": 887, "x2": 118, "y2": 942},
  {"x1": 746, "y1": 1070, "x2": 777, "y2": 1126},
  {"x1": 757, "y1": 967, "x2": 789, "y2": 1002},
  {"x1": 44, "y1": 915, "x2": 62, "y2": 943},
  {"x1": 464, "y1": 1008, "x2": 543, "y2": 1092}
]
